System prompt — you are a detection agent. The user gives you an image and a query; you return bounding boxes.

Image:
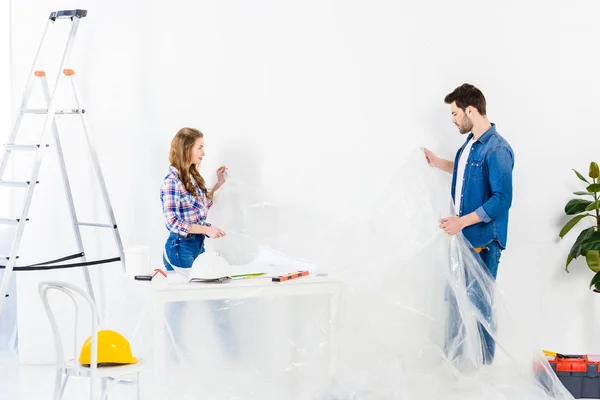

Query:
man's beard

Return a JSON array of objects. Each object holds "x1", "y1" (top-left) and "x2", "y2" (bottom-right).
[{"x1": 459, "y1": 117, "x2": 474, "y2": 134}]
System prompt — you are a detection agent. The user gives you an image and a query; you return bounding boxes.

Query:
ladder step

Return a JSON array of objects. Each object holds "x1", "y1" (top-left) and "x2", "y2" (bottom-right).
[
  {"x1": 4, "y1": 143, "x2": 49, "y2": 151},
  {"x1": 1, "y1": 255, "x2": 19, "y2": 260},
  {"x1": 76, "y1": 222, "x2": 115, "y2": 228},
  {"x1": 22, "y1": 108, "x2": 85, "y2": 115},
  {"x1": 49, "y1": 9, "x2": 87, "y2": 21},
  {"x1": 0, "y1": 218, "x2": 29, "y2": 225},
  {"x1": 0, "y1": 180, "x2": 39, "y2": 188}
]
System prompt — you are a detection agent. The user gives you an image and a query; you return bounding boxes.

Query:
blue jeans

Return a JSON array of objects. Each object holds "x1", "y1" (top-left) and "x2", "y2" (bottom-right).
[
  {"x1": 473, "y1": 241, "x2": 501, "y2": 364},
  {"x1": 161, "y1": 232, "x2": 238, "y2": 359},
  {"x1": 163, "y1": 232, "x2": 206, "y2": 271},
  {"x1": 445, "y1": 241, "x2": 502, "y2": 365}
]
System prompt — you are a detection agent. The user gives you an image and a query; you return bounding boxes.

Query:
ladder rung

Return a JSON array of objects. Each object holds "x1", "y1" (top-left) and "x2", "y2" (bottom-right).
[
  {"x1": 76, "y1": 222, "x2": 115, "y2": 228},
  {"x1": 22, "y1": 108, "x2": 85, "y2": 115},
  {"x1": 0, "y1": 255, "x2": 19, "y2": 260},
  {"x1": 0, "y1": 180, "x2": 38, "y2": 188},
  {"x1": 0, "y1": 218, "x2": 29, "y2": 225},
  {"x1": 49, "y1": 9, "x2": 87, "y2": 21},
  {"x1": 4, "y1": 144, "x2": 48, "y2": 151}
]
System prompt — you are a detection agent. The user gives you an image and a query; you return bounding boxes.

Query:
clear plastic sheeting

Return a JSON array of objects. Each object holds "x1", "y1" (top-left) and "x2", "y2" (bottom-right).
[
  {"x1": 104, "y1": 270, "x2": 337, "y2": 399},
  {"x1": 78, "y1": 149, "x2": 574, "y2": 399},
  {"x1": 0, "y1": 269, "x2": 18, "y2": 400}
]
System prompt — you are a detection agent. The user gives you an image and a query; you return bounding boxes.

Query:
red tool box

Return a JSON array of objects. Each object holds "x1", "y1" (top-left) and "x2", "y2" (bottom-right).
[{"x1": 546, "y1": 354, "x2": 600, "y2": 398}]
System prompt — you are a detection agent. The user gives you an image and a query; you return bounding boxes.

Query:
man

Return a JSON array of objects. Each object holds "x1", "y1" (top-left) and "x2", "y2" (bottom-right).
[{"x1": 424, "y1": 83, "x2": 514, "y2": 364}]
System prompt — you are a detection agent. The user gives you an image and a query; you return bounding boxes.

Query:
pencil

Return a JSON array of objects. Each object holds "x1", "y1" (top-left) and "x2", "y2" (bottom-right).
[{"x1": 231, "y1": 272, "x2": 266, "y2": 279}]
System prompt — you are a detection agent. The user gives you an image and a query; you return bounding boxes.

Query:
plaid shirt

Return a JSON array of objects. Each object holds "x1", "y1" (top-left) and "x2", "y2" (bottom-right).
[{"x1": 160, "y1": 166, "x2": 213, "y2": 237}]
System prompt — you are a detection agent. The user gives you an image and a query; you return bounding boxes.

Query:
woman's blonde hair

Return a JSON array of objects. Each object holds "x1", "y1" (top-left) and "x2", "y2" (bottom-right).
[{"x1": 169, "y1": 127, "x2": 212, "y2": 200}]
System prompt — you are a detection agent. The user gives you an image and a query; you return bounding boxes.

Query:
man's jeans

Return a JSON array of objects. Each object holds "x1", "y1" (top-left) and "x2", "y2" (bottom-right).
[{"x1": 445, "y1": 241, "x2": 502, "y2": 365}]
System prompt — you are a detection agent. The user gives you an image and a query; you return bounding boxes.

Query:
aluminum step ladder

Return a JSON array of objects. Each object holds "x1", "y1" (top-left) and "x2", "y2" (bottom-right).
[{"x1": 0, "y1": 9, "x2": 125, "y2": 317}]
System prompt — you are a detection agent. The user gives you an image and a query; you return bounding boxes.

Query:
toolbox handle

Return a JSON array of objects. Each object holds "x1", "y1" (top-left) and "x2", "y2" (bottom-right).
[
  {"x1": 556, "y1": 354, "x2": 586, "y2": 360},
  {"x1": 555, "y1": 355, "x2": 588, "y2": 373}
]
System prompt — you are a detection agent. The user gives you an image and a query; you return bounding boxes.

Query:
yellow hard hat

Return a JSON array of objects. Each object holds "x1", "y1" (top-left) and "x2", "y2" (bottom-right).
[{"x1": 79, "y1": 330, "x2": 138, "y2": 365}]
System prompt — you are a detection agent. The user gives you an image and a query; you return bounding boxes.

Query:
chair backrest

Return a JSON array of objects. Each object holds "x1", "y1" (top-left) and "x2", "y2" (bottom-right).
[{"x1": 38, "y1": 281, "x2": 100, "y2": 394}]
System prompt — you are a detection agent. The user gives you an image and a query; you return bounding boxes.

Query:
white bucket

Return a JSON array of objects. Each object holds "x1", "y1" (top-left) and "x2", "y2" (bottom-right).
[{"x1": 123, "y1": 245, "x2": 152, "y2": 277}]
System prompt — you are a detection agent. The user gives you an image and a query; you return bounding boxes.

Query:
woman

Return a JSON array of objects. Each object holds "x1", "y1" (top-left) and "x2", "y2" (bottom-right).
[{"x1": 161, "y1": 127, "x2": 227, "y2": 272}]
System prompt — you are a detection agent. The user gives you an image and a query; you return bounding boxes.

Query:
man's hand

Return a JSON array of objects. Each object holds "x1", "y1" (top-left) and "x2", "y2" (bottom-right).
[
  {"x1": 424, "y1": 148, "x2": 440, "y2": 168},
  {"x1": 440, "y1": 216, "x2": 464, "y2": 235},
  {"x1": 423, "y1": 148, "x2": 454, "y2": 174}
]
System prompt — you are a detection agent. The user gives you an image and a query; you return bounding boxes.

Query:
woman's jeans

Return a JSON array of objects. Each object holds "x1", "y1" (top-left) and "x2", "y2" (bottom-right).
[
  {"x1": 163, "y1": 232, "x2": 205, "y2": 272},
  {"x1": 162, "y1": 232, "x2": 237, "y2": 359}
]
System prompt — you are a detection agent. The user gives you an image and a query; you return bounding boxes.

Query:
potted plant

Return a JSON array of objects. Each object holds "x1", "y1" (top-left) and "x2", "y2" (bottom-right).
[{"x1": 559, "y1": 161, "x2": 600, "y2": 290}]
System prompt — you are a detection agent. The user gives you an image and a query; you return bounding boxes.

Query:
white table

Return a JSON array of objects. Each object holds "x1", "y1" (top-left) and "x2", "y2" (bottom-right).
[{"x1": 151, "y1": 275, "x2": 342, "y2": 394}]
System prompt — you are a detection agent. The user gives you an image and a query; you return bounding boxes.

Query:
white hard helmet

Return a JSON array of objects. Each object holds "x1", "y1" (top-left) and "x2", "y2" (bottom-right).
[{"x1": 189, "y1": 251, "x2": 231, "y2": 282}]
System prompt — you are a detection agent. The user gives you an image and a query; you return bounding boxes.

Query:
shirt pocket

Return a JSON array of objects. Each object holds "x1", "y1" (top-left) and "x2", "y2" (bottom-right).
[
  {"x1": 468, "y1": 159, "x2": 484, "y2": 180},
  {"x1": 190, "y1": 193, "x2": 205, "y2": 211}
]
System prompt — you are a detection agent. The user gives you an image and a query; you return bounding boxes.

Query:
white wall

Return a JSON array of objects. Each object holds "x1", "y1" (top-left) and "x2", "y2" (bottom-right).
[
  {"x1": 8, "y1": 0, "x2": 600, "y2": 363},
  {"x1": 0, "y1": 0, "x2": 16, "y2": 351},
  {"x1": 0, "y1": 0, "x2": 12, "y2": 232},
  {"x1": 0, "y1": 0, "x2": 12, "y2": 246}
]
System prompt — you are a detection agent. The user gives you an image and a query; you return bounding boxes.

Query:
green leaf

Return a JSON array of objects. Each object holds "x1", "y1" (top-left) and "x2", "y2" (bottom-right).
[
  {"x1": 587, "y1": 183, "x2": 600, "y2": 193},
  {"x1": 574, "y1": 191, "x2": 594, "y2": 196},
  {"x1": 590, "y1": 270, "x2": 600, "y2": 290},
  {"x1": 570, "y1": 227, "x2": 597, "y2": 259},
  {"x1": 565, "y1": 199, "x2": 593, "y2": 215},
  {"x1": 574, "y1": 169, "x2": 590, "y2": 184},
  {"x1": 585, "y1": 201, "x2": 600, "y2": 211},
  {"x1": 560, "y1": 214, "x2": 594, "y2": 238},
  {"x1": 566, "y1": 253, "x2": 574, "y2": 272},
  {"x1": 581, "y1": 231, "x2": 600, "y2": 252},
  {"x1": 586, "y1": 250, "x2": 600, "y2": 273}
]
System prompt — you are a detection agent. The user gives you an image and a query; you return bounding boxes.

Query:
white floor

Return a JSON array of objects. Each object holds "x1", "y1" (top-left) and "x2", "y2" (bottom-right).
[
  {"x1": 1, "y1": 364, "x2": 142, "y2": 400},
  {"x1": 2, "y1": 362, "x2": 326, "y2": 400},
  {"x1": 5, "y1": 364, "x2": 600, "y2": 400}
]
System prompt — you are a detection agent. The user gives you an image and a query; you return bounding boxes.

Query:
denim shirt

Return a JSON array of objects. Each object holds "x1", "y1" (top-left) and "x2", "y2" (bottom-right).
[{"x1": 451, "y1": 123, "x2": 514, "y2": 249}]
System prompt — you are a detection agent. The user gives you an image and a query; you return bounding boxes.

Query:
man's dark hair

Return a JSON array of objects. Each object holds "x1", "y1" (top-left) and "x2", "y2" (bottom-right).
[{"x1": 444, "y1": 83, "x2": 487, "y2": 116}]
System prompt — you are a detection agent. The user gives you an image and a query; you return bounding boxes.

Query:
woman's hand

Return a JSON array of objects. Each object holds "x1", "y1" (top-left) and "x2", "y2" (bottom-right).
[
  {"x1": 206, "y1": 226, "x2": 226, "y2": 239},
  {"x1": 216, "y1": 165, "x2": 228, "y2": 186}
]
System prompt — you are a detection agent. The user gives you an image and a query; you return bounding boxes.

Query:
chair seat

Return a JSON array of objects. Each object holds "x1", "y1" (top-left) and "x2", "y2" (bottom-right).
[{"x1": 64, "y1": 358, "x2": 144, "y2": 379}]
